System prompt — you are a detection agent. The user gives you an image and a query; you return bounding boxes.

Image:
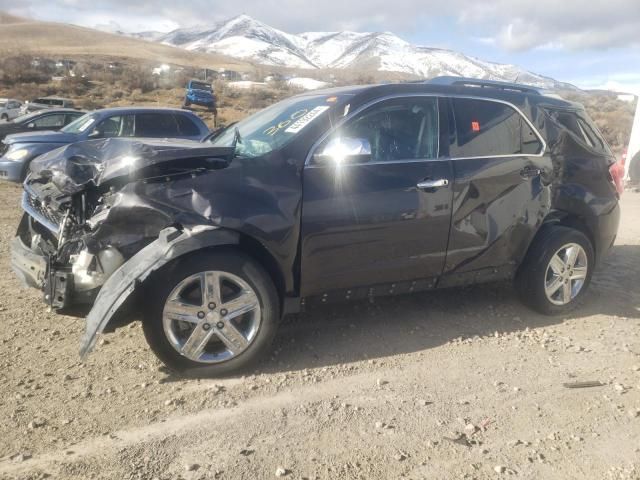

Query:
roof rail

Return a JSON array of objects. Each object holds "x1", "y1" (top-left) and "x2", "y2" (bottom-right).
[{"x1": 428, "y1": 76, "x2": 542, "y2": 95}]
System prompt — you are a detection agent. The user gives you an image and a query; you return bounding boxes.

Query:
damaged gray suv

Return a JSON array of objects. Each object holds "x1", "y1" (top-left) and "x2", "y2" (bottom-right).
[{"x1": 11, "y1": 78, "x2": 621, "y2": 376}]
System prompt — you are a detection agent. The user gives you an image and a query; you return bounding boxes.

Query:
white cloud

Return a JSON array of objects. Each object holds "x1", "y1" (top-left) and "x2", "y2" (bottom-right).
[{"x1": 1, "y1": 0, "x2": 639, "y2": 51}]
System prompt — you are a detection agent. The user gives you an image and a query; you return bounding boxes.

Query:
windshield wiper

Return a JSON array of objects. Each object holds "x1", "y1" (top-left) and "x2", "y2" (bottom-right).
[{"x1": 232, "y1": 126, "x2": 242, "y2": 148}]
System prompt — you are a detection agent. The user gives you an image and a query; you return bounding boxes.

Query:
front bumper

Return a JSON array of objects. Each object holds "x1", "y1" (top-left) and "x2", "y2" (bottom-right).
[
  {"x1": 10, "y1": 235, "x2": 47, "y2": 289},
  {"x1": 0, "y1": 160, "x2": 25, "y2": 182}
]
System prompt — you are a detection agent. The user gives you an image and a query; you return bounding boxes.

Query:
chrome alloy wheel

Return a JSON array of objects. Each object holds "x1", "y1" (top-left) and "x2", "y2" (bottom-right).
[
  {"x1": 544, "y1": 243, "x2": 588, "y2": 306},
  {"x1": 162, "y1": 271, "x2": 261, "y2": 363}
]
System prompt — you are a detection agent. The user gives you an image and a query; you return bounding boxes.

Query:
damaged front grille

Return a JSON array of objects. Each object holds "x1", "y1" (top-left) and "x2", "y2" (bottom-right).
[{"x1": 21, "y1": 189, "x2": 63, "y2": 235}]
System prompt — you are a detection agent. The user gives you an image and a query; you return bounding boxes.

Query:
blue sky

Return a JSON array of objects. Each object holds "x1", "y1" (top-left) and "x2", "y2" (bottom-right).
[{"x1": 3, "y1": 0, "x2": 639, "y2": 93}]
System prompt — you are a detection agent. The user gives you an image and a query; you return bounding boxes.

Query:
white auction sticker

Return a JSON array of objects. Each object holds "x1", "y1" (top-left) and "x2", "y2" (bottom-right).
[{"x1": 285, "y1": 106, "x2": 330, "y2": 134}]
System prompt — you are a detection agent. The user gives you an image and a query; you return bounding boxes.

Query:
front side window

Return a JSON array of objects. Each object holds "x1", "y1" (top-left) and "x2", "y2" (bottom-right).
[
  {"x1": 33, "y1": 114, "x2": 66, "y2": 128},
  {"x1": 135, "y1": 113, "x2": 180, "y2": 137},
  {"x1": 90, "y1": 115, "x2": 135, "y2": 138},
  {"x1": 319, "y1": 97, "x2": 439, "y2": 163},
  {"x1": 175, "y1": 114, "x2": 201, "y2": 136},
  {"x1": 450, "y1": 98, "x2": 542, "y2": 157}
]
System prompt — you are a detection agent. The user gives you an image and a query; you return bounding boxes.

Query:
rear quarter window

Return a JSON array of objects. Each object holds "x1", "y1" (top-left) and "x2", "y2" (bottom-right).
[
  {"x1": 545, "y1": 108, "x2": 612, "y2": 156},
  {"x1": 450, "y1": 98, "x2": 542, "y2": 157}
]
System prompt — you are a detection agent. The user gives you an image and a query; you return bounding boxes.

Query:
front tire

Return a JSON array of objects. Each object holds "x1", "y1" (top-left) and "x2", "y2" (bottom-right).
[
  {"x1": 1, "y1": 114, "x2": 8, "y2": 121},
  {"x1": 143, "y1": 249, "x2": 280, "y2": 377},
  {"x1": 515, "y1": 225, "x2": 594, "y2": 315}
]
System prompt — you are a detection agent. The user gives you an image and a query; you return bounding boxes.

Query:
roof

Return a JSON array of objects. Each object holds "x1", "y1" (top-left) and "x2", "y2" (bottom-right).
[
  {"x1": 93, "y1": 106, "x2": 196, "y2": 115},
  {"x1": 308, "y1": 79, "x2": 576, "y2": 109}
]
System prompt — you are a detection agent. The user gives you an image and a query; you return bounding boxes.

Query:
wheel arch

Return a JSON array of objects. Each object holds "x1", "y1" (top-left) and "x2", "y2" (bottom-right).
[
  {"x1": 519, "y1": 211, "x2": 597, "y2": 272},
  {"x1": 80, "y1": 226, "x2": 290, "y2": 358},
  {"x1": 147, "y1": 231, "x2": 287, "y2": 311}
]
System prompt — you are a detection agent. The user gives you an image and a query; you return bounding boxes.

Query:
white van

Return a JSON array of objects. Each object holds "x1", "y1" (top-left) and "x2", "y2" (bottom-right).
[{"x1": 625, "y1": 99, "x2": 640, "y2": 182}]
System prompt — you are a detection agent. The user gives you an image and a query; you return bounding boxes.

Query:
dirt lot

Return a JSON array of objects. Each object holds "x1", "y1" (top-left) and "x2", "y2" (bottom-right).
[{"x1": 0, "y1": 180, "x2": 639, "y2": 480}]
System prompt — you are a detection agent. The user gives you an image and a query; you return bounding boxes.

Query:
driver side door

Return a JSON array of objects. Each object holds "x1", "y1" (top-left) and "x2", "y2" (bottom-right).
[{"x1": 300, "y1": 96, "x2": 454, "y2": 297}]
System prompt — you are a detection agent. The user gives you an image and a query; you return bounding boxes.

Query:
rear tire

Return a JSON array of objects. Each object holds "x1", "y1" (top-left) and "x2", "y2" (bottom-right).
[
  {"x1": 142, "y1": 249, "x2": 280, "y2": 377},
  {"x1": 515, "y1": 225, "x2": 594, "y2": 315}
]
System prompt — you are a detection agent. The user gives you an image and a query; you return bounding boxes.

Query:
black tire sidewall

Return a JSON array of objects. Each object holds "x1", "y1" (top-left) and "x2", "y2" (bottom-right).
[
  {"x1": 516, "y1": 226, "x2": 595, "y2": 315},
  {"x1": 142, "y1": 249, "x2": 280, "y2": 377}
]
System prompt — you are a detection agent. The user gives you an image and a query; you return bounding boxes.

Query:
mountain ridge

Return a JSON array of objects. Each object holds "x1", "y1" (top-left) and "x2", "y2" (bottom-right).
[{"x1": 132, "y1": 14, "x2": 576, "y2": 90}]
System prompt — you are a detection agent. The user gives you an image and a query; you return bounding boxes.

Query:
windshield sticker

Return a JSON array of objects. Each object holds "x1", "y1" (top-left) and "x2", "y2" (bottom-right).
[
  {"x1": 284, "y1": 106, "x2": 330, "y2": 134},
  {"x1": 263, "y1": 109, "x2": 310, "y2": 137},
  {"x1": 78, "y1": 118, "x2": 96, "y2": 132}
]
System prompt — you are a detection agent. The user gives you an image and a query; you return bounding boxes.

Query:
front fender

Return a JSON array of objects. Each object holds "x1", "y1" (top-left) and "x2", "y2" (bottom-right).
[{"x1": 79, "y1": 225, "x2": 239, "y2": 358}]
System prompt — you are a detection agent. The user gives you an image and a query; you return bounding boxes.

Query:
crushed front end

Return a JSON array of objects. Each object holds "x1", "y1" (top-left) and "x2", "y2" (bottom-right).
[
  {"x1": 12, "y1": 180, "x2": 126, "y2": 312},
  {"x1": 11, "y1": 137, "x2": 234, "y2": 315}
]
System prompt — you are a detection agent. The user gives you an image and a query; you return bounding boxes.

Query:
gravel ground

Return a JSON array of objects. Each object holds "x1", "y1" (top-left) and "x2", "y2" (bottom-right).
[{"x1": 0, "y1": 180, "x2": 639, "y2": 480}]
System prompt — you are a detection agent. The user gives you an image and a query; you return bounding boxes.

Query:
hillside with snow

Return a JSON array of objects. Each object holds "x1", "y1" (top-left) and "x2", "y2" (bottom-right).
[{"x1": 135, "y1": 15, "x2": 575, "y2": 90}]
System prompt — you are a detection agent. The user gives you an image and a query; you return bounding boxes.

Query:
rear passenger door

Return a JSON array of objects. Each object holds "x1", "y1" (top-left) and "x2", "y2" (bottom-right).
[
  {"x1": 300, "y1": 96, "x2": 454, "y2": 297},
  {"x1": 440, "y1": 97, "x2": 551, "y2": 285}
]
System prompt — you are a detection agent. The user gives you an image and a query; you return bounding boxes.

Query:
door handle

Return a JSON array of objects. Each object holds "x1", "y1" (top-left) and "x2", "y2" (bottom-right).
[
  {"x1": 520, "y1": 166, "x2": 541, "y2": 179},
  {"x1": 417, "y1": 179, "x2": 449, "y2": 190}
]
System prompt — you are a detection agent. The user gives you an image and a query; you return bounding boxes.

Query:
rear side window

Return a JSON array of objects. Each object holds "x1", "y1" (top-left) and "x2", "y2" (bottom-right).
[
  {"x1": 175, "y1": 114, "x2": 201, "y2": 136},
  {"x1": 135, "y1": 113, "x2": 180, "y2": 137},
  {"x1": 450, "y1": 98, "x2": 543, "y2": 157}
]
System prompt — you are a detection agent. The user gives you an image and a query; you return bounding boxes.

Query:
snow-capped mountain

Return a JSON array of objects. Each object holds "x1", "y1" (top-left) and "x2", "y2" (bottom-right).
[{"x1": 138, "y1": 15, "x2": 574, "y2": 89}]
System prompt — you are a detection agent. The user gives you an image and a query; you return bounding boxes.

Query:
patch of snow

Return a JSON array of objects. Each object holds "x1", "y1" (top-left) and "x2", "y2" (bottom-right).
[
  {"x1": 227, "y1": 81, "x2": 267, "y2": 90},
  {"x1": 287, "y1": 77, "x2": 329, "y2": 90}
]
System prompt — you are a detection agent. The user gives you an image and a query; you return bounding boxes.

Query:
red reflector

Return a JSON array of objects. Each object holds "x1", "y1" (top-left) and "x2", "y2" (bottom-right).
[
  {"x1": 609, "y1": 161, "x2": 624, "y2": 196},
  {"x1": 471, "y1": 121, "x2": 480, "y2": 132}
]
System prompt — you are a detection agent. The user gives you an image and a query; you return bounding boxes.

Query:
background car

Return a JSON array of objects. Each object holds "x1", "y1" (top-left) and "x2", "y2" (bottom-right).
[
  {"x1": 0, "y1": 109, "x2": 86, "y2": 141},
  {"x1": 0, "y1": 99, "x2": 23, "y2": 122},
  {"x1": 0, "y1": 107, "x2": 210, "y2": 182},
  {"x1": 184, "y1": 79, "x2": 217, "y2": 114},
  {"x1": 21, "y1": 96, "x2": 75, "y2": 114}
]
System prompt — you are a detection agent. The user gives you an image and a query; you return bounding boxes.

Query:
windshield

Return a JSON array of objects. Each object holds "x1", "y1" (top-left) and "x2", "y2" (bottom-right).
[
  {"x1": 210, "y1": 94, "x2": 344, "y2": 158},
  {"x1": 62, "y1": 113, "x2": 98, "y2": 134},
  {"x1": 191, "y1": 81, "x2": 212, "y2": 91}
]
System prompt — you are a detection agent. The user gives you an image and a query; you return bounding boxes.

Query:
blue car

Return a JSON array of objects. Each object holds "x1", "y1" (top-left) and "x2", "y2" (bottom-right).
[
  {"x1": 0, "y1": 107, "x2": 210, "y2": 182},
  {"x1": 184, "y1": 80, "x2": 217, "y2": 114}
]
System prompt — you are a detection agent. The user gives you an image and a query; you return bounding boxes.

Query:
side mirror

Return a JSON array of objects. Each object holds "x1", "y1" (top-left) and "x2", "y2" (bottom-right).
[
  {"x1": 87, "y1": 128, "x2": 101, "y2": 138},
  {"x1": 27, "y1": 123, "x2": 35, "y2": 129},
  {"x1": 314, "y1": 137, "x2": 372, "y2": 165}
]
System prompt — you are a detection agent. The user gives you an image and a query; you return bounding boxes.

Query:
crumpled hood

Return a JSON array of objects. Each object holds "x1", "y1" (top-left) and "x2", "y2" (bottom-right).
[
  {"x1": 27, "y1": 137, "x2": 234, "y2": 195},
  {"x1": 4, "y1": 130, "x2": 77, "y2": 145}
]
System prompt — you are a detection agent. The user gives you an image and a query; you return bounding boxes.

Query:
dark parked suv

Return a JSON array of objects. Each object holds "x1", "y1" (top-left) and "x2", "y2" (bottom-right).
[{"x1": 11, "y1": 77, "x2": 620, "y2": 376}]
